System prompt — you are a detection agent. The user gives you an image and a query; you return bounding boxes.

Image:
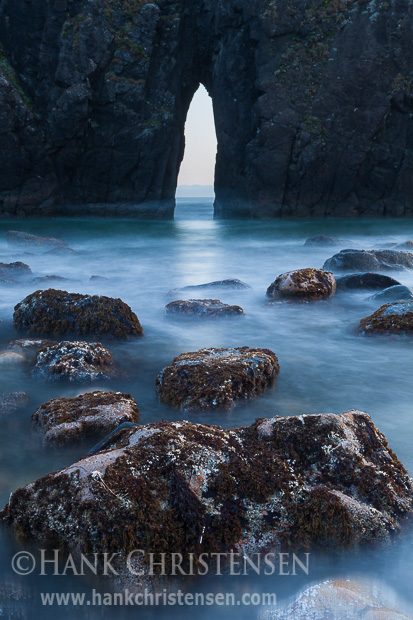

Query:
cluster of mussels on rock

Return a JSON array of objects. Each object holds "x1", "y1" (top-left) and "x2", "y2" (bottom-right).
[{"x1": 1, "y1": 232, "x2": 413, "y2": 589}]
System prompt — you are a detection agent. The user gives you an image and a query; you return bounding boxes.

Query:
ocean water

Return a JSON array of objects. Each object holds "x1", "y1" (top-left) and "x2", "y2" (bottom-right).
[{"x1": 0, "y1": 197, "x2": 413, "y2": 618}]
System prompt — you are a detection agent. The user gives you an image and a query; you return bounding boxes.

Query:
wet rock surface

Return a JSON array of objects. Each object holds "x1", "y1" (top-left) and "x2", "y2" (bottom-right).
[
  {"x1": 165, "y1": 299, "x2": 244, "y2": 318},
  {"x1": 32, "y1": 391, "x2": 139, "y2": 447},
  {"x1": 13, "y1": 289, "x2": 143, "y2": 339},
  {"x1": 359, "y1": 301, "x2": 413, "y2": 335},
  {"x1": 6, "y1": 231, "x2": 69, "y2": 251},
  {"x1": 324, "y1": 250, "x2": 413, "y2": 272},
  {"x1": 370, "y1": 285, "x2": 413, "y2": 304},
  {"x1": 267, "y1": 268, "x2": 336, "y2": 301},
  {"x1": 156, "y1": 347, "x2": 279, "y2": 410},
  {"x1": 34, "y1": 341, "x2": 115, "y2": 382},
  {"x1": 0, "y1": 392, "x2": 29, "y2": 416},
  {"x1": 1, "y1": 411, "x2": 412, "y2": 587},
  {"x1": 336, "y1": 272, "x2": 402, "y2": 291}
]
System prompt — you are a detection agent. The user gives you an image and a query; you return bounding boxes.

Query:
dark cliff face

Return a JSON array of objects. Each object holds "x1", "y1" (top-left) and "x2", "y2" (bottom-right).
[{"x1": 0, "y1": 0, "x2": 412, "y2": 217}]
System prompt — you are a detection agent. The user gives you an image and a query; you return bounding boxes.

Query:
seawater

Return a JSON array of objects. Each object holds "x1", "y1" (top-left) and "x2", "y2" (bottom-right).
[{"x1": 0, "y1": 197, "x2": 413, "y2": 618}]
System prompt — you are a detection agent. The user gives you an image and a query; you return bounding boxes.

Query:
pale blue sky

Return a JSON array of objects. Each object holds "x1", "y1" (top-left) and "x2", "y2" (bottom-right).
[{"x1": 177, "y1": 85, "x2": 217, "y2": 188}]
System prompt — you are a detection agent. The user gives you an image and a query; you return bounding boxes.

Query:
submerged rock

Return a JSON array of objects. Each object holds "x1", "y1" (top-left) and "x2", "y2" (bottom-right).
[
  {"x1": 32, "y1": 391, "x2": 139, "y2": 447},
  {"x1": 6, "y1": 231, "x2": 69, "y2": 251},
  {"x1": 369, "y1": 285, "x2": 413, "y2": 304},
  {"x1": 34, "y1": 341, "x2": 115, "y2": 382},
  {"x1": 13, "y1": 289, "x2": 143, "y2": 339},
  {"x1": 324, "y1": 249, "x2": 413, "y2": 272},
  {"x1": 336, "y1": 272, "x2": 401, "y2": 290},
  {"x1": 0, "y1": 262, "x2": 31, "y2": 279},
  {"x1": 266, "y1": 268, "x2": 336, "y2": 301},
  {"x1": 396, "y1": 240, "x2": 413, "y2": 251},
  {"x1": 169, "y1": 279, "x2": 251, "y2": 297},
  {"x1": 0, "y1": 352, "x2": 26, "y2": 365},
  {"x1": 7, "y1": 339, "x2": 58, "y2": 362},
  {"x1": 165, "y1": 299, "x2": 244, "y2": 318},
  {"x1": 32, "y1": 275, "x2": 69, "y2": 285},
  {"x1": 156, "y1": 346, "x2": 279, "y2": 410},
  {"x1": 1, "y1": 411, "x2": 412, "y2": 589},
  {"x1": 262, "y1": 578, "x2": 412, "y2": 620},
  {"x1": 359, "y1": 301, "x2": 413, "y2": 335},
  {"x1": 0, "y1": 392, "x2": 29, "y2": 416},
  {"x1": 304, "y1": 235, "x2": 352, "y2": 247}
]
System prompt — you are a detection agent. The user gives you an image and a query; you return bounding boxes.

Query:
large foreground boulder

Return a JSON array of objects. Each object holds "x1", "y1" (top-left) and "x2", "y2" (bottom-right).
[
  {"x1": 32, "y1": 391, "x2": 139, "y2": 447},
  {"x1": 156, "y1": 347, "x2": 279, "y2": 410},
  {"x1": 1, "y1": 411, "x2": 412, "y2": 589},
  {"x1": 165, "y1": 299, "x2": 244, "y2": 318},
  {"x1": 267, "y1": 268, "x2": 336, "y2": 301},
  {"x1": 336, "y1": 272, "x2": 401, "y2": 290},
  {"x1": 34, "y1": 341, "x2": 115, "y2": 381},
  {"x1": 324, "y1": 249, "x2": 413, "y2": 272},
  {"x1": 359, "y1": 301, "x2": 413, "y2": 335},
  {"x1": 13, "y1": 289, "x2": 143, "y2": 339},
  {"x1": 6, "y1": 231, "x2": 69, "y2": 251}
]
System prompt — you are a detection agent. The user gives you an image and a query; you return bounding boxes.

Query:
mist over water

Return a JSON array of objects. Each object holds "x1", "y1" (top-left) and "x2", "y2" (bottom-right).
[{"x1": 1, "y1": 197, "x2": 413, "y2": 618}]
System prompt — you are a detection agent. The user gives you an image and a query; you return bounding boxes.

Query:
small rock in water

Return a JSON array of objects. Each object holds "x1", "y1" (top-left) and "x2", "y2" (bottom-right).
[
  {"x1": 323, "y1": 249, "x2": 413, "y2": 272},
  {"x1": 396, "y1": 240, "x2": 413, "y2": 251},
  {"x1": 168, "y1": 278, "x2": 251, "y2": 297},
  {"x1": 34, "y1": 341, "x2": 115, "y2": 381},
  {"x1": 0, "y1": 262, "x2": 32, "y2": 279},
  {"x1": 0, "y1": 392, "x2": 29, "y2": 416},
  {"x1": 32, "y1": 391, "x2": 139, "y2": 447},
  {"x1": 6, "y1": 230, "x2": 69, "y2": 251},
  {"x1": 304, "y1": 235, "x2": 352, "y2": 246},
  {"x1": 13, "y1": 289, "x2": 143, "y2": 339},
  {"x1": 7, "y1": 338, "x2": 58, "y2": 362},
  {"x1": 32, "y1": 275, "x2": 69, "y2": 284},
  {"x1": 0, "y1": 278, "x2": 19, "y2": 286},
  {"x1": 0, "y1": 352, "x2": 26, "y2": 365},
  {"x1": 44, "y1": 247, "x2": 77, "y2": 256},
  {"x1": 267, "y1": 268, "x2": 336, "y2": 301},
  {"x1": 359, "y1": 300, "x2": 413, "y2": 335},
  {"x1": 336, "y1": 272, "x2": 401, "y2": 290},
  {"x1": 90, "y1": 275, "x2": 109, "y2": 282},
  {"x1": 165, "y1": 299, "x2": 244, "y2": 318},
  {"x1": 156, "y1": 346, "x2": 279, "y2": 410},
  {"x1": 369, "y1": 285, "x2": 413, "y2": 304}
]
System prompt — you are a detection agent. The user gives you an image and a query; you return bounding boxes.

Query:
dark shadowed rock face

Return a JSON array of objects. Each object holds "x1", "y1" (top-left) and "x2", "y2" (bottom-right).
[
  {"x1": 359, "y1": 301, "x2": 413, "y2": 335},
  {"x1": 34, "y1": 341, "x2": 115, "y2": 382},
  {"x1": 156, "y1": 347, "x2": 279, "y2": 410},
  {"x1": 324, "y1": 250, "x2": 413, "y2": 272},
  {"x1": 336, "y1": 272, "x2": 401, "y2": 290},
  {"x1": 165, "y1": 299, "x2": 244, "y2": 318},
  {"x1": 1, "y1": 0, "x2": 413, "y2": 217},
  {"x1": 267, "y1": 268, "x2": 336, "y2": 301},
  {"x1": 1, "y1": 411, "x2": 412, "y2": 589},
  {"x1": 32, "y1": 391, "x2": 139, "y2": 446},
  {"x1": 13, "y1": 289, "x2": 143, "y2": 339}
]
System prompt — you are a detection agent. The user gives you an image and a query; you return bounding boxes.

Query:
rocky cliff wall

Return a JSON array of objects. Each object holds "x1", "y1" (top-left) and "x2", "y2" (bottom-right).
[{"x1": 0, "y1": 0, "x2": 412, "y2": 217}]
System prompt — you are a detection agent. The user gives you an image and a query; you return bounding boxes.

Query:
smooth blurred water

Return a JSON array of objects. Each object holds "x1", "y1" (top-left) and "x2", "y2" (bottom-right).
[{"x1": 0, "y1": 198, "x2": 413, "y2": 618}]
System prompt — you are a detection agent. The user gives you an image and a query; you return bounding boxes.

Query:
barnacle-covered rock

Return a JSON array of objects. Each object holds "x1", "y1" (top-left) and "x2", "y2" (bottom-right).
[
  {"x1": 336, "y1": 272, "x2": 401, "y2": 290},
  {"x1": 6, "y1": 231, "x2": 69, "y2": 251},
  {"x1": 266, "y1": 268, "x2": 336, "y2": 301},
  {"x1": 1, "y1": 411, "x2": 412, "y2": 590},
  {"x1": 32, "y1": 391, "x2": 139, "y2": 447},
  {"x1": 34, "y1": 341, "x2": 115, "y2": 382},
  {"x1": 324, "y1": 249, "x2": 413, "y2": 272},
  {"x1": 156, "y1": 346, "x2": 279, "y2": 410},
  {"x1": 13, "y1": 289, "x2": 143, "y2": 339},
  {"x1": 165, "y1": 299, "x2": 244, "y2": 318},
  {"x1": 358, "y1": 301, "x2": 413, "y2": 335}
]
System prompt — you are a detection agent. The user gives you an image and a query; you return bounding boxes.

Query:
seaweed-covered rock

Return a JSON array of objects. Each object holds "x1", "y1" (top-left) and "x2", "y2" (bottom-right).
[
  {"x1": 304, "y1": 235, "x2": 351, "y2": 247},
  {"x1": 369, "y1": 285, "x2": 413, "y2": 304},
  {"x1": 358, "y1": 301, "x2": 413, "y2": 335},
  {"x1": 168, "y1": 279, "x2": 251, "y2": 297},
  {"x1": 0, "y1": 262, "x2": 31, "y2": 278},
  {"x1": 0, "y1": 392, "x2": 29, "y2": 416},
  {"x1": 13, "y1": 289, "x2": 143, "y2": 339},
  {"x1": 1, "y1": 411, "x2": 412, "y2": 589},
  {"x1": 336, "y1": 273, "x2": 401, "y2": 291},
  {"x1": 267, "y1": 268, "x2": 336, "y2": 301},
  {"x1": 32, "y1": 391, "x2": 139, "y2": 447},
  {"x1": 324, "y1": 249, "x2": 413, "y2": 272},
  {"x1": 6, "y1": 231, "x2": 68, "y2": 251},
  {"x1": 34, "y1": 341, "x2": 115, "y2": 382},
  {"x1": 156, "y1": 347, "x2": 279, "y2": 410},
  {"x1": 165, "y1": 299, "x2": 244, "y2": 318}
]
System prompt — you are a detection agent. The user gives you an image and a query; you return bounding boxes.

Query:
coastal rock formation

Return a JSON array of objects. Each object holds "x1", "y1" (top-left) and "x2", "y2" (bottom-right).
[
  {"x1": 156, "y1": 347, "x2": 279, "y2": 410},
  {"x1": 358, "y1": 301, "x2": 413, "y2": 335},
  {"x1": 13, "y1": 289, "x2": 143, "y2": 339},
  {"x1": 6, "y1": 231, "x2": 69, "y2": 251},
  {"x1": 369, "y1": 285, "x2": 413, "y2": 304},
  {"x1": 1, "y1": 411, "x2": 412, "y2": 589},
  {"x1": 267, "y1": 268, "x2": 336, "y2": 300},
  {"x1": 32, "y1": 391, "x2": 139, "y2": 446},
  {"x1": 2, "y1": 0, "x2": 413, "y2": 217},
  {"x1": 165, "y1": 299, "x2": 244, "y2": 318},
  {"x1": 336, "y1": 272, "x2": 401, "y2": 290},
  {"x1": 324, "y1": 250, "x2": 413, "y2": 272},
  {"x1": 34, "y1": 341, "x2": 115, "y2": 381}
]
